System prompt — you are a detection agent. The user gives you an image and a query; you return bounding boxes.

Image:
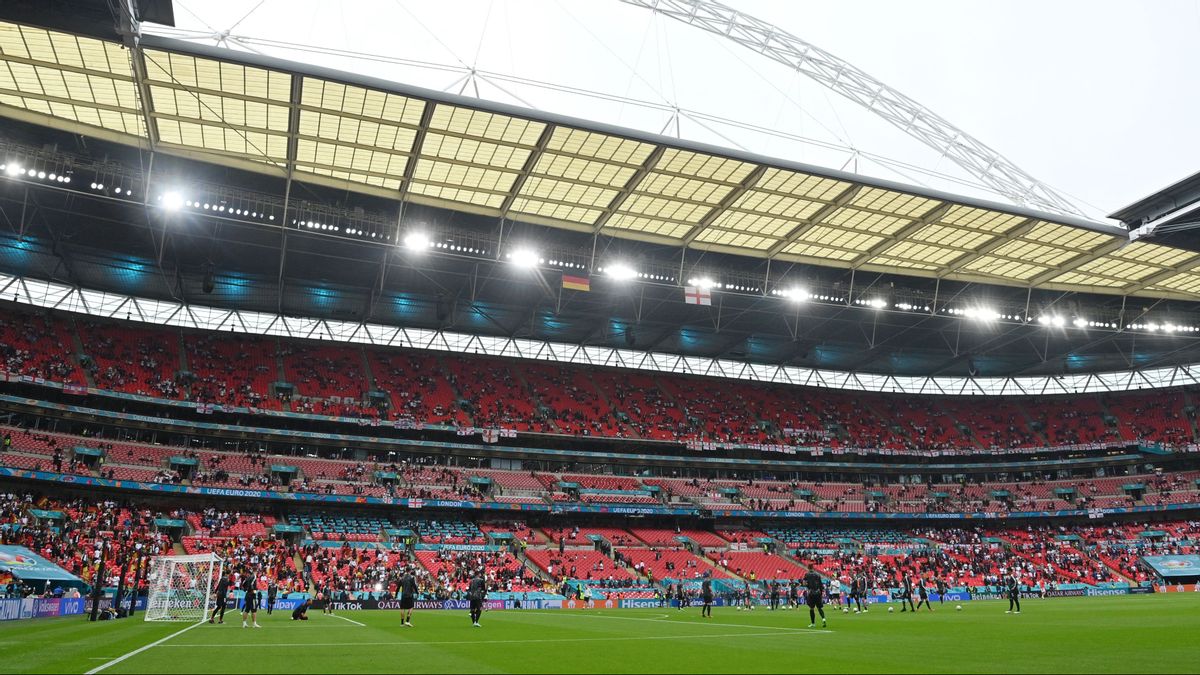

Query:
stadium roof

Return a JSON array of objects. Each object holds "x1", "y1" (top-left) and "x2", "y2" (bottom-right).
[
  {"x1": 3, "y1": 19, "x2": 1200, "y2": 301},
  {"x1": 1112, "y1": 171, "x2": 1200, "y2": 253}
]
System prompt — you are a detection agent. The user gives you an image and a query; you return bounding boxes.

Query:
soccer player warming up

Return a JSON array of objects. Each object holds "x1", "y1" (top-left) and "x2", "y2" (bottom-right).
[
  {"x1": 468, "y1": 572, "x2": 486, "y2": 627},
  {"x1": 399, "y1": 568, "x2": 418, "y2": 627},
  {"x1": 1005, "y1": 574, "x2": 1021, "y2": 615},
  {"x1": 291, "y1": 599, "x2": 310, "y2": 621},
  {"x1": 208, "y1": 573, "x2": 231, "y2": 624},
  {"x1": 700, "y1": 577, "x2": 713, "y2": 618},
  {"x1": 240, "y1": 568, "x2": 261, "y2": 628},
  {"x1": 915, "y1": 578, "x2": 933, "y2": 612},
  {"x1": 899, "y1": 576, "x2": 916, "y2": 613},
  {"x1": 803, "y1": 568, "x2": 826, "y2": 629},
  {"x1": 852, "y1": 573, "x2": 868, "y2": 613}
]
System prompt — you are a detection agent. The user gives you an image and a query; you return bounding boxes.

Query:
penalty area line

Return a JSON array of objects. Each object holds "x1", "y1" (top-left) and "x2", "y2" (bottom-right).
[{"x1": 84, "y1": 620, "x2": 206, "y2": 674}]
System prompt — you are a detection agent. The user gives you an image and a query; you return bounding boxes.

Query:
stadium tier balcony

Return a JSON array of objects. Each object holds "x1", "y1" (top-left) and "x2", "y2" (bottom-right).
[
  {"x1": 445, "y1": 357, "x2": 548, "y2": 433},
  {"x1": 416, "y1": 549, "x2": 539, "y2": 592},
  {"x1": 6, "y1": 308, "x2": 1200, "y2": 455},
  {"x1": 524, "y1": 549, "x2": 636, "y2": 583},
  {"x1": 577, "y1": 492, "x2": 660, "y2": 505},
  {"x1": 542, "y1": 527, "x2": 641, "y2": 548},
  {"x1": 77, "y1": 322, "x2": 182, "y2": 400},
  {"x1": 709, "y1": 551, "x2": 808, "y2": 580},
  {"x1": 616, "y1": 547, "x2": 731, "y2": 582},
  {"x1": 365, "y1": 350, "x2": 467, "y2": 425},
  {"x1": 185, "y1": 333, "x2": 280, "y2": 409},
  {"x1": 0, "y1": 313, "x2": 85, "y2": 386}
]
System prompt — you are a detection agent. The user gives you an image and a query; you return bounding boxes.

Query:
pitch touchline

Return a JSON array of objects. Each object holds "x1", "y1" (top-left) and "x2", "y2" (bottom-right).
[
  {"x1": 84, "y1": 621, "x2": 206, "y2": 675},
  {"x1": 156, "y1": 630, "x2": 830, "y2": 649}
]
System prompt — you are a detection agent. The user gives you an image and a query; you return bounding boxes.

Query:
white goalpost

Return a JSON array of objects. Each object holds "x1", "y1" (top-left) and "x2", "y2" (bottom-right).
[{"x1": 143, "y1": 553, "x2": 224, "y2": 623}]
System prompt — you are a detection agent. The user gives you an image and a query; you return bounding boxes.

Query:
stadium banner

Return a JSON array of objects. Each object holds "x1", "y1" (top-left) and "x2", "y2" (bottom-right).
[
  {"x1": 1142, "y1": 555, "x2": 1200, "y2": 578},
  {"x1": 615, "y1": 598, "x2": 718, "y2": 609},
  {"x1": 0, "y1": 545, "x2": 86, "y2": 586},
  {"x1": 1085, "y1": 588, "x2": 1130, "y2": 597},
  {"x1": 326, "y1": 599, "x2": 521, "y2": 612},
  {"x1": 413, "y1": 544, "x2": 505, "y2": 552},
  {"x1": 0, "y1": 597, "x2": 88, "y2": 621},
  {"x1": 618, "y1": 598, "x2": 662, "y2": 609},
  {"x1": 9, "y1": 464, "x2": 1200, "y2": 521},
  {"x1": 932, "y1": 592, "x2": 972, "y2": 602}
]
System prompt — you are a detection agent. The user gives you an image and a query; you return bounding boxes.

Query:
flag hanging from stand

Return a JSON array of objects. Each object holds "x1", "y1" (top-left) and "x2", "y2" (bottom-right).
[
  {"x1": 562, "y1": 274, "x2": 591, "y2": 291},
  {"x1": 683, "y1": 286, "x2": 711, "y2": 305}
]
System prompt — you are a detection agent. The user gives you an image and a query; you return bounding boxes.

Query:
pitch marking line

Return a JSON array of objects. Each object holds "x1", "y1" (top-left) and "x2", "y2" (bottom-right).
[
  {"x1": 325, "y1": 613, "x2": 366, "y2": 627},
  {"x1": 84, "y1": 621, "x2": 206, "y2": 675},
  {"x1": 155, "y1": 630, "x2": 829, "y2": 649},
  {"x1": 533, "y1": 611, "x2": 833, "y2": 633}
]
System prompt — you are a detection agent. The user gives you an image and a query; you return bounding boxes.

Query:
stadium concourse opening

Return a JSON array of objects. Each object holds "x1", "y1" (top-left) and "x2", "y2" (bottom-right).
[{"x1": 0, "y1": 0, "x2": 1199, "y2": 673}]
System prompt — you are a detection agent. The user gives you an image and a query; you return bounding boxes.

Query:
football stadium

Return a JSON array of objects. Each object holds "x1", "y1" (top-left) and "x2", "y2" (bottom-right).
[{"x1": 0, "y1": 0, "x2": 1198, "y2": 672}]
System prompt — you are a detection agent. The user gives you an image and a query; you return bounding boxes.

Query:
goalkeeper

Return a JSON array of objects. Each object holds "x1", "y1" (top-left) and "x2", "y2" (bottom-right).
[{"x1": 208, "y1": 573, "x2": 231, "y2": 624}]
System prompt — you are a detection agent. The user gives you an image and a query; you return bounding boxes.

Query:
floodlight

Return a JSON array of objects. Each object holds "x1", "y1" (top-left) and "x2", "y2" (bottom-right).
[
  {"x1": 785, "y1": 287, "x2": 809, "y2": 302},
  {"x1": 510, "y1": 248, "x2": 539, "y2": 268},
  {"x1": 161, "y1": 192, "x2": 184, "y2": 211},
  {"x1": 606, "y1": 263, "x2": 637, "y2": 281}
]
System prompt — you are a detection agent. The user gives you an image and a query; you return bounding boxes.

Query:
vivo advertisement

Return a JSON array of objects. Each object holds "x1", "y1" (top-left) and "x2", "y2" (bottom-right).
[{"x1": 0, "y1": 597, "x2": 88, "y2": 621}]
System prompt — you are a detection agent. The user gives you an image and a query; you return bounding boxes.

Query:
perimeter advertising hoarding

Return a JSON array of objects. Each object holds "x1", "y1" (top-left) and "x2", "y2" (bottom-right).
[{"x1": 327, "y1": 599, "x2": 560, "y2": 611}]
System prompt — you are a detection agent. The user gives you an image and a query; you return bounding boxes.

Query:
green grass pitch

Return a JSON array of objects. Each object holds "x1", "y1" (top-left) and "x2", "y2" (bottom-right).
[{"x1": 2, "y1": 594, "x2": 1197, "y2": 673}]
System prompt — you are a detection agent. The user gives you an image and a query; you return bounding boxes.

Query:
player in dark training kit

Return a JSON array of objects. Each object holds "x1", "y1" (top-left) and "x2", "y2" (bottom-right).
[
  {"x1": 399, "y1": 568, "x2": 418, "y2": 627},
  {"x1": 803, "y1": 569, "x2": 827, "y2": 628},
  {"x1": 915, "y1": 578, "x2": 933, "y2": 611},
  {"x1": 240, "y1": 570, "x2": 260, "y2": 628},
  {"x1": 208, "y1": 574, "x2": 230, "y2": 624},
  {"x1": 291, "y1": 598, "x2": 310, "y2": 621},
  {"x1": 935, "y1": 578, "x2": 948, "y2": 605},
  {"x1": 266, "y1": 579, "x2": 277, "y2": 615},
  {"x1": 899, "y1": 576, "x2": 916, "y2": 613},
  {"x1": 468, "y1": 573, "x2": 486, "y2": 627},
  {"x1": 1005, "y1": 574, "x2": 1021, "y2": 614},
  {"x1": 701, "y1": 577, "x2": 714, "y2": 618}
]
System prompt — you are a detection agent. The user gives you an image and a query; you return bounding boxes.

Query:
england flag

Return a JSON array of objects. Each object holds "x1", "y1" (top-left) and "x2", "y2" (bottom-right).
[{"x1": 684, "y1": 286, "x2": 712, "y2": 305}]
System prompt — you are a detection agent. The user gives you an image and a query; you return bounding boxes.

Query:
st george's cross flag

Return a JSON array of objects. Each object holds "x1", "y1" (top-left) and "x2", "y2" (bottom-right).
[{"x1": 683, "y1": 286, "x2": 711, "y2": 305}]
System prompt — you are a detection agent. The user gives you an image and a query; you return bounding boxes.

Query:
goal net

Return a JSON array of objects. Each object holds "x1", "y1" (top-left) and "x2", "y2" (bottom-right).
[{"x1": 144, "y1": 553, "x2": 224, "y2": 623}]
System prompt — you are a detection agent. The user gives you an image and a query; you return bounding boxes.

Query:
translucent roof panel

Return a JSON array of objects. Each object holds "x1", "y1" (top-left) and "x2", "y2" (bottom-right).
[
  {"x1": 1150, "y1": 272, "x2": 1200, "y2": 296},
  {"x1": 292, "y1": 77, "x2": 425, "y2": 187},
  {"x1": 143, "y1": 49, "x2": 291, "y2": 164},
  {"x1": 405, "y1": 104, "x2": 546, "y2": 211},
  {"x1": 11, "y1": 22, "x2": 1200, "y2": 299},
  {"x1": 952, "y1": 221, "x2": 1121, "y2": 282},
  {"x1": 756, "y1": 168, "x2": 851, "y2": 200},
  {"x1": 0, "y1": 22, "x2": 144, "y2": 136}
]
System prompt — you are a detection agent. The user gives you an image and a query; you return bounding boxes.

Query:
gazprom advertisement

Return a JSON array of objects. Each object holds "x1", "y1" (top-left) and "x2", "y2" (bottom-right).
[{"x1": 1142, "y1": 555, "x2": 1200, "y2": 578}]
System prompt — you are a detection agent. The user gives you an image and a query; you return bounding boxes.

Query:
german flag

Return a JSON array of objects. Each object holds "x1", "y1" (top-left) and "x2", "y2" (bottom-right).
[{"x1": 562, "y1": 274, "x2": 591, "y2": 292}]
